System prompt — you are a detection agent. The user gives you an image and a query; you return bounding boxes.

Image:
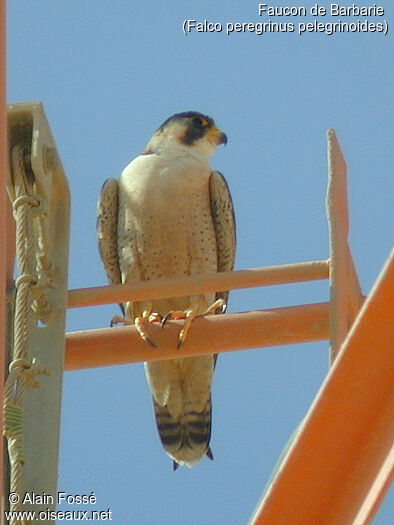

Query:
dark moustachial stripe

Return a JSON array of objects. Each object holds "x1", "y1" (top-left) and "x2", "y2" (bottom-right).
[{"x1": 182, "y1": 122, "x2": 207, "y2": 145}]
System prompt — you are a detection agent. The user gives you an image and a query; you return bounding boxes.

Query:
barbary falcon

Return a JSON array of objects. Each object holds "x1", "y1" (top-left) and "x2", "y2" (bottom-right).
[{"x1": 97, "y1": 112, "x2": 236, "y2": 469}]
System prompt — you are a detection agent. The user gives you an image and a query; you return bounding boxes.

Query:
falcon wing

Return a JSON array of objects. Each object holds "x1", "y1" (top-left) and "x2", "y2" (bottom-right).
[
  {"x1": 97, "y1": 178, "x2": 122, "y2": 286},
  {"x1": 209, "y1": 171, "x2": 236, "y2": 309}
]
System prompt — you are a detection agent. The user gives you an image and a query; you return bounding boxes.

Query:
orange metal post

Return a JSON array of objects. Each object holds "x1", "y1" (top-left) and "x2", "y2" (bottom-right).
[
  {"x1": 326, "y1": 129, "x2": 366, "y2": 364},
  {"x1": 0, "y1": 0, "x2": 6, "y2": 514},
  {"x1": 326, "y1": 128, "x2": 349, "y2": 363},
  {"x1": 64, "y1": 302, "x2": 329, "y2": 371},
  {"x1": 67, "y1": 260, "x2": 329, "y2": 309},
  {"x1": 346, "y1": 244, "x2": 364, "y2": 323},
  {"x1": 249, "y1": 249, "x2": 394, "y2": 525}
]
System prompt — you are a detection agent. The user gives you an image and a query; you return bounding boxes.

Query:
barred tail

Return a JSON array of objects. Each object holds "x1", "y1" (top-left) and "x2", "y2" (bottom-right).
[{"x1": 153, "y1": 397, "x2": 213, "y2": 469}]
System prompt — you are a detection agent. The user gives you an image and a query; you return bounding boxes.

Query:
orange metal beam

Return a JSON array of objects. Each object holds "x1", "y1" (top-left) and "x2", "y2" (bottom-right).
[
  {"x1": 64, "y1": 302, "x2": 329, "y2": 371},
  {"x1": 67, "y1": 260, "x2": 329, "y2": 309},
  {"x1": 353, "y1": 440, "x2": 394, "y2": 525},
  {"x1": 0, "y1": 0, "x2": 6, "y2": 514},
  {"x1": 326, "y1": 129, "x2": 365, "y2": 364},
  {"x1": 249, "y1": 249, "x2": 394, "y2": 525}
]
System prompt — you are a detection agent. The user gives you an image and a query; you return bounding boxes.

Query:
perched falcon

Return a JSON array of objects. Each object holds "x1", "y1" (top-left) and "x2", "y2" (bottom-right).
[{"x1": 97, "y1": 111, "x2": 236, "y2": 469}]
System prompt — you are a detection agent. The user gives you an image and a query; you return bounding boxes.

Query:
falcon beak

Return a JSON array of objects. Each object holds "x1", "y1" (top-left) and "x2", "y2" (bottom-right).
[
  {"x1": 210, "y1": 127, "x2": 227, "y2": 146},
  {"x1": 218, "y1": 131, "x2": 228, "y2": 146}
]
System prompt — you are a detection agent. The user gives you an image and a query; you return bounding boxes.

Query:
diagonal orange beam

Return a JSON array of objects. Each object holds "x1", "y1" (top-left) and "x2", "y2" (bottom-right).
[
  {"x1": 353, "y1": 440, "x2": 394, "y2": 525},
  {"x1": 249, "y1": 248, "x2": 394, "y2": 525},
  {"x1": 67, "y1": 260, "x2": 329, "y2": 309},
  {"x1": 64, "y1": 302, "x2": 329, "y2": 371}
]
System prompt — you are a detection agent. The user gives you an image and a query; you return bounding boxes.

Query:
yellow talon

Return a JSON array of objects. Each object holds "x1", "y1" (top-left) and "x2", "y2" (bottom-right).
[
  {"x1": 164, "y1": 299, "x2": 225, "y2": 349},
  {"x1": 111, "y1": 312, "x2": 161, "y2": 348}
]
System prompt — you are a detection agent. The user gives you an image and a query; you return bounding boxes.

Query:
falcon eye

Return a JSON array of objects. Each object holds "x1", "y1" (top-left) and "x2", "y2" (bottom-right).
[
  {"x1": 191, "y1": 116, "x2": 209, "y2": 127},
  {"x1": 182, "y1": 114, "x2": 212, "y2": 144}
]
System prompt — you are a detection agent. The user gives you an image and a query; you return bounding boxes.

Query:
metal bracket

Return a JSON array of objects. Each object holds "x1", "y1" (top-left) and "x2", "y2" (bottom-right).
[{"x1": 6, "y1": 101, "x2": 70, "y2": 522}]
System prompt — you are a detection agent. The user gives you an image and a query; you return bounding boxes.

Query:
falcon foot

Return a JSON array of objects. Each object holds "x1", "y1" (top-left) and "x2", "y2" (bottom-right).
[
  {"x1": 135, "y1": 313, "x2": 163, "y2": 348},
  {"x1": 110, "y1": 313, "x2": 162, "y2": 348},
  {"x1": 163, "y1": 298, "x2": 225, "y2": 349}
]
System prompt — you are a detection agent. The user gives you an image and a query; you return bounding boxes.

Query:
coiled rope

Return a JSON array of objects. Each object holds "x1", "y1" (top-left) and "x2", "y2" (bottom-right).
[{"x1": 3, "y1": 145, "x2": 50, "y2": 524}]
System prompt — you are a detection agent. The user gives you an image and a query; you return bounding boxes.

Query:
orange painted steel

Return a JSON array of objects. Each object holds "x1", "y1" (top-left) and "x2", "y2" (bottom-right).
[
  {"x1": 67, "y1": 260, "x2": 329, "y2": 309},
  {"x1": 64, "y1": 302, "x2": 329, "y2": 371},
  {"x1": 353, "y1": 440, "x2": 394, "y2": 525},
  {"x1": 326, "y1": 129, "x2": 365, "y2": 364},
  {"x1": 346, "y1": 244, "x2": 364, "y2": 324},
  {"x1": 0, "y1": 0, "x2": 6, "y2": 514},
  {"x1": 248, "y1": 249, "x2": 394, "y2": 525},
  {"x1": 326, "y1": 128, "x2": 348, "y2": 363}
]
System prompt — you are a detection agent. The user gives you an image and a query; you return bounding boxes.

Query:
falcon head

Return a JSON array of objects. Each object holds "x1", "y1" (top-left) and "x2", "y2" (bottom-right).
[{"x1": 145, "y1": 111, "x2": 227, "y2": 157}]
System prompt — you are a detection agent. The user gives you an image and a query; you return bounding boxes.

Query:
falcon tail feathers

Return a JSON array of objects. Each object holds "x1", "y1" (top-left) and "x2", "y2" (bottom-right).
[
  {"x1": 206, "y1": 446, "x2": 214, "y2": 461},
  {"x1": 153, "y1": 397, "x2": 213, "y2": 468}
]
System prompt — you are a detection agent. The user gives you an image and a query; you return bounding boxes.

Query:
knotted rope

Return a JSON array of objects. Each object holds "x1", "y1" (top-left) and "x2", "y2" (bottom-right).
[{"x1": 3, "y1": 146, "x2": 51, "y2": 523}]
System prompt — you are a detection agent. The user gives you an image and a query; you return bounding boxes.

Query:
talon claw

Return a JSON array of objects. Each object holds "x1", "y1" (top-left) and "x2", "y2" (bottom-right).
[
  {"x1": 110, "y1": 315, "x2": 131, "y2": 327},
  {"x1": 148, "y1": 313, "x2": 162, "y2": 324},
  {"x1": 135, "y1": 315, "x2": 159, "y2": 348},
  {"x1": 163, "y1": 301, "x2": 224, "y2": 349},
  {"x1": 144, "y1": 336, "x2": 157, "y2": 348},
  {"x1": 161, "y1": 313, "x2": 170, "y2": 328}
]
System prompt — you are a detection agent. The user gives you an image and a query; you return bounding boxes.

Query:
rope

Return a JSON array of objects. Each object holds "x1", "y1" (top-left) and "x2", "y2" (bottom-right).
[
  {"x1": 3, "y1": 145, "x2": 51, "y2": 524},
  {"x1": 33, "y1": 206, "x2": 55, "y2": 320}
]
